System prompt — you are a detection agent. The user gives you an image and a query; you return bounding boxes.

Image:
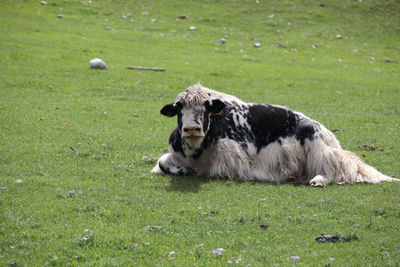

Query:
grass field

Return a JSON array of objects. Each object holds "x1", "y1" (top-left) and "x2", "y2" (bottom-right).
[{"x1": 1, "y1": 0, "x2": 400, "y2": 265}]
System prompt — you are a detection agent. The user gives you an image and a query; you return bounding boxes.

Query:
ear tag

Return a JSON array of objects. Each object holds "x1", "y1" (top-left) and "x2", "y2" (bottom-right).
[{"x1": 214, "y1": 112, "x2": 222, "y2": 116}]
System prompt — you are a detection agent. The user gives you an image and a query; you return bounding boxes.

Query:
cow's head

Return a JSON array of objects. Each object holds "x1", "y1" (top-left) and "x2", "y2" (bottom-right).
[{"x1": 160, "y1": 99, "x2": 225, "y2": 147}]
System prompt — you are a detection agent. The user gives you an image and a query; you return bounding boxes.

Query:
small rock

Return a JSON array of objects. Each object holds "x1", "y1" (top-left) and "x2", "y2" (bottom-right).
[
  {"x1": 312, "y1": 44, "x2": 318, "y2": 48},
  {"x1": 267, "y1": 14, "x2": 274, "y2": 19},
  {"x1": 189, "y1": 26, "x2": 197, "y2": 31},
  {"x1": 291, "y1": 48, "x2": 298, "y2": 52},
  {"x1": 41, "y1": 1, "x2": 46, "y2": 5},
  {"x1": 14, "y1": 179, "x2": 23, "y2": 184},
  {"x1": 316, "y1": 234, "x2": 343, "y2": 243},
  {"x1": 90, "y1": 58, "x2": 107, "y2": 69},
  {"x1": 253, "y1": 42, "x2": 261, "y2": 48},
  {"x1": 353, "y1": 49, "x2": 358, "y2": 53},
  {"x1": 218, "y1": 38, "x2": 226, "y2": 44},
  {"x1": 259, "y1": 224, "x2": 268, "y2": 229},
  {"x1": 142, "y1": 11, "x2": 149, "y2": 16},
  {"x1": 145, "y1": 225, "x2": 163, "y2": 231},
  {"x1": 210, "y1": 248, "x2": 225, "y2": 255},
  {"x1": 122, "y1": 15, "x2": 127, "y2": 19},
  {"x1": 320, "y1": 3, "x2": 326, "y2": 7},
  {"x1": 338, "y1": 59, "x2": 342, "y2": 63},
  {"x1": 336, "y1": 34, "x2": 342, "y2": 39},
  {"x1": 57, "y1": 14, "x2": 64, "y2": 19},
  {"x1": 278, "y1": 43, "x2": 286, "y2": 48},
  {"x1": 177, "y1": 15, "x2": 189, "y2": 19},
  {"x1": 104, "y1": 26, "x2": 113, "y2": 31},
  {"x1": 385, "y1": 57, "x2": 391, "y2": 63},
  {"x1": 369, "y1": 56, "x2": 375, "y2": 61}
]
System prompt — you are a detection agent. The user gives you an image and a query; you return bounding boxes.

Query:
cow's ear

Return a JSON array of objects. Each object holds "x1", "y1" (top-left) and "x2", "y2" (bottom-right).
[
  {"x1": 210, "y1": 99, "x2": 225, "y2": 114},
  {"x1": 160, "y1": 102, "x2": 181, "y2": 117}
]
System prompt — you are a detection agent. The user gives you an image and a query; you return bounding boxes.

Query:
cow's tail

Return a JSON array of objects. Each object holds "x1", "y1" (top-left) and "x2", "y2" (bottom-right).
[
  {"x1": 333, "y1": 148, "x2": 398, "y2": 184},
  {"x1": 356, "y1": 157, "x2": 399, "y2": 184},
  {"x1": 307, "y1": 129, "x2": 398, "y2": 185}
]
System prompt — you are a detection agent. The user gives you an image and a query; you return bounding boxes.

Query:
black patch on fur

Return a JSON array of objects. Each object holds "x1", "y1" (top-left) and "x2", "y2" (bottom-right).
[
  {"x1": 158, "y1": 162, "x2": 170, "y2": 174},
  {"x1": 247, "y1": 104, "x2": 297, "y2": 152},
  {"x1": 295, "y1": 119, "x2": 317, "y2": 145},
  {"x1": 169, "y1": 128, "x2": 186, "y2": 157}
]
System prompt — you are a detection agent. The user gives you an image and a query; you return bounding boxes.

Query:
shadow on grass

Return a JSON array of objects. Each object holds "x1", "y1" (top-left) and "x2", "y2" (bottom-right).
[
  {"x1": 163, "y1": 175, "x2": 298, "y2": 193},
  {"x1": 164, "y1": 175, "x2": 214, "y2": 193}
]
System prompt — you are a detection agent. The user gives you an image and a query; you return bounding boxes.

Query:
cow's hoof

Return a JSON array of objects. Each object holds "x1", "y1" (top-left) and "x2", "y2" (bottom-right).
[{"x1": 309, "y1": 175, "x2": 326, "y2": 187}]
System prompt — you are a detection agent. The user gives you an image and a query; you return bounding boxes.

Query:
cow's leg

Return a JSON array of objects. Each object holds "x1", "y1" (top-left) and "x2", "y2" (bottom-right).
[
  {"x1": 151, "y1": 153, "x2": 195, "y2": 175},
  {"x1": 309, "y1": 175, "x2": 329, "y2": 187}
]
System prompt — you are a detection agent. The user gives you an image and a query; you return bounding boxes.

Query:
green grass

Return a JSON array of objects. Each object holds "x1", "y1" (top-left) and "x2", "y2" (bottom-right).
[{"x1": 1, "y1": 0, "x2": 400, "y2": 265}]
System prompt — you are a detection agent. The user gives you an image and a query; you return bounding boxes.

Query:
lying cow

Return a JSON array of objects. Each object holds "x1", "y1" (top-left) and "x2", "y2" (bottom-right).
[{"x1": 152, "y1": 84, "x2": 398, "y2": 186}]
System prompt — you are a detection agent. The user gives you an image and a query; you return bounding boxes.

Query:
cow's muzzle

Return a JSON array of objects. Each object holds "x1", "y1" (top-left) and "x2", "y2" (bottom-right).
[{"x1": 182, "y1": 126, "x2": 204, "y2": 143}]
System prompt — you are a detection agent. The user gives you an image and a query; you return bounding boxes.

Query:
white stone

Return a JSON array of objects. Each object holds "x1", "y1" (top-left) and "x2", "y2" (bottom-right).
[
  {"x1": 14, "y1": 179, "x2": 23, "y2": 184},
  {"x1": 90, "y1": 58, "x2": 107, "y2": 69}
]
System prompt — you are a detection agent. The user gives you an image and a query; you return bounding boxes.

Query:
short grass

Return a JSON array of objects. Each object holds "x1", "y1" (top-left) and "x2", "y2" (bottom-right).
[{"x1": 1, "y1": 0, "x2": 400, "y2": 265}]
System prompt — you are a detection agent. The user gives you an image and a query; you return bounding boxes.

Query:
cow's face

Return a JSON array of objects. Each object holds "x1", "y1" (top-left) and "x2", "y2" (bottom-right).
[{"x1": 160, "y1": 99, "x2": 225, "y2": 146}]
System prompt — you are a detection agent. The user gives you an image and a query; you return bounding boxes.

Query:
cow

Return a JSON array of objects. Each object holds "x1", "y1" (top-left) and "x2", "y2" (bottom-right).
[{"x1": 152, "y1": 84, "x2": 398, "y2": 186}]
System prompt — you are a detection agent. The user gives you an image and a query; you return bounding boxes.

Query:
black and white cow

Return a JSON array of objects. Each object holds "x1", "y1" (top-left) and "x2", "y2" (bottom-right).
[{"x1": 152, "y1": 84, "x2": 398, "y2": 186}]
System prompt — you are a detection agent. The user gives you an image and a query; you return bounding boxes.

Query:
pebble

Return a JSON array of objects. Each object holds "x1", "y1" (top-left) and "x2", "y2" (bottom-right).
[
  {"x1": 218, "y1": 38, "x2": 226, "y2": 44},
  {"x1": 177, "y1": 15, "x2": 189, "y2": 19},
  {"x1": 336, "y1": 34, "x2": 342, "y2": 39},
  {"x1": 57, "y1": 14, "x2": 64, "y2": 19},
  {"x1": 90, "y1": 58, "x2": 107, "y2": 69},
  {"x1": 189, "y1": 26, "x2": 197, "y2": 31},
  {"x1": 210, "y1": 248, "x2": 226, "y2": 255},
  {"x1": 385, "y1": 57, "x2": 391, "y2": 63},
  {"x1": 14, "y1": 179, "x2": 23, "y2": 184},
  {"x1": 41, "y1": 1, "x2": 46, "y2": 5},
  {"x1": 278, "y1": 43, "x2": 286, "y2": 48},
  {"x1": 253, "y1": 42, "x2": 261, "y2": 48}
]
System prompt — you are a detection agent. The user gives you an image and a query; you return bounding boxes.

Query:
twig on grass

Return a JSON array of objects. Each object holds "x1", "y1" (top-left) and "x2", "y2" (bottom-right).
[{"x1": 127, "y1": 66, "x2": 165, "y2": 71}]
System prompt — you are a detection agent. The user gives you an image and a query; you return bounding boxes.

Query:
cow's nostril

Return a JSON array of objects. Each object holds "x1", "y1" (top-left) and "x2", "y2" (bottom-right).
[{"x1": 183, "y1": 126, "x2": 202, "y2": 134}]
